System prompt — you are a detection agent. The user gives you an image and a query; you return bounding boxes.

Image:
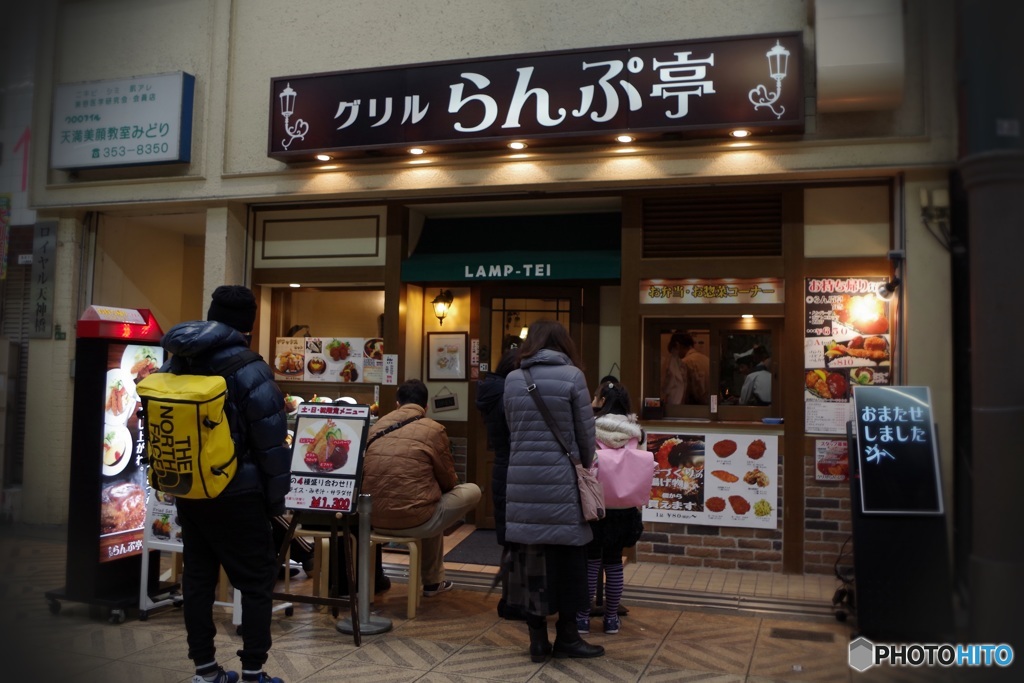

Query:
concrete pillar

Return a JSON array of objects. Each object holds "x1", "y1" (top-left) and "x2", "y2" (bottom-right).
[
  {"x1": 22, "y1": 215, "x2": 82, "y2": 525},
  {"x1": 960, "y1": 150, "x2": 1024, "y2": 653},
  {"x1": 203, "y1": 205, "x2": 248, "y2": 306}
]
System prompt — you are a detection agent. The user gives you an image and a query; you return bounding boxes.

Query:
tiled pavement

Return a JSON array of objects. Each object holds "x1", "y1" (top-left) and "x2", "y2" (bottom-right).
[{"x1": 0, "y1": 527, "x2": 994, "y2": 682}]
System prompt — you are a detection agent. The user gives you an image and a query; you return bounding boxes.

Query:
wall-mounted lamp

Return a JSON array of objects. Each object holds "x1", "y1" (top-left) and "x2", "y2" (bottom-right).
[
  {"x1": 875, "y1": 278, "x2": 901, "y2": 301},
  {"x1": 431, "y1": 289, "x2": 454, "y2": 325}
]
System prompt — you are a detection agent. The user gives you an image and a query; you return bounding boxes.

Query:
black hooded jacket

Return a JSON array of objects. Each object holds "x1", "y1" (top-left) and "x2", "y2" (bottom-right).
[
  {"x1": 475, "y1": 372, "x2": 511, "y2": 545},
  {"x1": 160, "y1": 321, "x2": 289, "y2": 512}
]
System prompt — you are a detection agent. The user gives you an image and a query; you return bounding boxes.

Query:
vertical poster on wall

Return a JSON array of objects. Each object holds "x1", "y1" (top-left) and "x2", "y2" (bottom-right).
[
  {"x1": 642, "y1": 431, "x2": 778, "y2": 529},
  {"x1": 804, "y1": 277, "x2": 893, "y2": 434}
]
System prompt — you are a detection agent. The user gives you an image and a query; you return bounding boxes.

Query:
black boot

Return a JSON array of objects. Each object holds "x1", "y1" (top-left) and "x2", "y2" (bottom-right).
[
  {"x1": 526, "y1": 614, "x2": 552, "y2": 663},
  {"x1": 553, "y1": 614, "x2": 604, "y2": 659}
]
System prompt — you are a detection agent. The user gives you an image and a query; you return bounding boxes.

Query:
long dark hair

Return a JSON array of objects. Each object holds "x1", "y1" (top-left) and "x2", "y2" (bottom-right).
[
  {"x1": 594, "y1": 380, "x2": 633, "y2": 417},
  {"x1": 517, "y1": 320, "x2": 583, "y2": 369},
  {"x1": 493, "y1": 348, "x2": 519, "y2": 377}
]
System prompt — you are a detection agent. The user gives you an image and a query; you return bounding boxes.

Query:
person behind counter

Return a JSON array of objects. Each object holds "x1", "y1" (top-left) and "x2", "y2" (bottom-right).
[
  {"x1": 661, "y1": 332, "x2": 710, "y2": 406},
  {"x1": 503, "y1": 320, "x2": 605, "y2": 662},
  {"x1": 740, "y1": 346, "x2": 772, "y2": 406}
]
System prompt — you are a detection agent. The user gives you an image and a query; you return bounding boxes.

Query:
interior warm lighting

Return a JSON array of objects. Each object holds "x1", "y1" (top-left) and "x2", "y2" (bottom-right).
[
  {"x1": 509, "y1": 153, "x2": 530, "y2": 159},
  {"x1": 289, "y1": 283, "x2": 301, "y2": 288},
  {"x1": 616, "y1": 134, "x2": 635, "y2": 143},
  {"x1": 431, "y1": 289, "x2": 454, "y2": 325},
  {"x1": 409, "y1": 158, "x2": 432, "y2": 164},
  {"x1": 730, "y1": 129, "x2": 751, "y2": 138},
  {"x1": 614, "y1": 147, "x2": 637, "y2": 154},
  {"x1": 519, "y1": 326, "x2": 529, "y2": 340},
  {"x1": 315, "y1": 154, "x2": 331, "y2": 161},
  {"x1": 508, "y1": 141, "x2": 528, "y2": 150},
  {"x1": 409, "y1": 147, "x2": 426, "y2": 155},
  {"x1": 741, "y1": 314, "x2": 754, "y2": 319}
]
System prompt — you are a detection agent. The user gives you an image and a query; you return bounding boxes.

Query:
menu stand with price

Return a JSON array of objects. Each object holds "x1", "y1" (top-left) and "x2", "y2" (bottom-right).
[
  {"x1": 46, "y1": 306, "x2": 169, "y2": 623},
  {"x1": 273, "y1": 401, "x2": 378, "y2": 645}
]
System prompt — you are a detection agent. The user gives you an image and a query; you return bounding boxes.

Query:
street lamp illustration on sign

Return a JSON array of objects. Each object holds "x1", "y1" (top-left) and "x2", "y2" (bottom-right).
[
  {"x1": 748, "y1": 40, "x2": 791, "y2": 119},
  {"x1": 278, "y1": 83, "x2": 309, "y2": 149}
]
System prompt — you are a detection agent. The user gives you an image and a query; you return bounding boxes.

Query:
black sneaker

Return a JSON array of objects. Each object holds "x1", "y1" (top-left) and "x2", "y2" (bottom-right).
[
  {"x1": 423, "y1": 580, "x2": 454, "y2": 596},
  {"x1": 375, "y1": 575, "x2": 392, "y2": 593}
]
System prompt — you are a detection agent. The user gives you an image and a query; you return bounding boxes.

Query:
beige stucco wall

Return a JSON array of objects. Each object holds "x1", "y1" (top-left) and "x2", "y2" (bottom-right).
[{"x1": 20, "y1": 0, "x2": 959, "y2": 527}]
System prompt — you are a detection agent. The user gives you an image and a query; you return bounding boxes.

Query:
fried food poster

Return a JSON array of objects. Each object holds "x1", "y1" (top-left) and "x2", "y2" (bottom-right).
[
  {"x1": 285, "y1": 402, "x2": 370, "y2": 513},
  {"x1": 643, "y1": 432, "x2": 778, "y2": 529},
  {"x1": 804, "y1": 277, "x2": 893, "y2": 434}
]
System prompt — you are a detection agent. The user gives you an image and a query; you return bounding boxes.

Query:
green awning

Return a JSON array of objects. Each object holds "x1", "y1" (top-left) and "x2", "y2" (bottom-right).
[
  {"x1": 402, "y1": 249, "x2": 620, "y2": 281},
  {"x1": 402, "y1": 213, "x2": 621, "y2": 282}
]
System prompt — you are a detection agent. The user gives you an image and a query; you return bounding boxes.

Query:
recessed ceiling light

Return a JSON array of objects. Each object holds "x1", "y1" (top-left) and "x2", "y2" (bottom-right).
[
  {"x1": 315, "y1": 154, "x2": 331, "y2": 161},
  {"x1": 289, "y1": 283, "x2": 301, "y2": 288},
  {"x1": 730, "y1": 129, "x2": 751, "y2": 138},
  {"x1": 508, "y1": 141, "x2": 527, "y2": 150},
  {"x1": 741, "y1": 313, "x2": 754, "y2": 319},
  {"x1": 616, "y1": 134, "x2": 635, "y2": 143},
  {"x1": 409, "y1": 147, "x2": 425, "y2": 155}
]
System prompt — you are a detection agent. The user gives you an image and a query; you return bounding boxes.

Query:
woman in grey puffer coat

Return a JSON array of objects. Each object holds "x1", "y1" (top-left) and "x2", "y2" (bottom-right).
[{"x1": 503, "y1": 320, "x2": 605, "y2": 662}]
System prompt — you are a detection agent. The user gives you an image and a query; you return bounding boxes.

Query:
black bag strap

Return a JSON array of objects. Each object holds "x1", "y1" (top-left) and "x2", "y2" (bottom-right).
[
  {"x1": 366, "y1": 414, "x2": 424, "y2": 446},
  {"x1": 209, "y1": 348, "x2": 262, "y2": 378},
  {"x1": 521, "y1": 367, "x2": 580, "y2": 465}
]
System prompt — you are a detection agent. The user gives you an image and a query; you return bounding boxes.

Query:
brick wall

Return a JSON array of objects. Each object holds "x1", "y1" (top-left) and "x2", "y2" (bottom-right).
[
  {"x1": 802, "y1": 456, "x2": 854, "y2": 576},
  {"x1": 635, "y1": 458, "x2": 784, "y2": 572}
]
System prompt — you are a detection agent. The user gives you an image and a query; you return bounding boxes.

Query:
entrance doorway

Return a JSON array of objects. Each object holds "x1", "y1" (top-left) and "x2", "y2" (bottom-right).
[{"x1": 471, "y1": 285, "x2": 592, "y2": 530}]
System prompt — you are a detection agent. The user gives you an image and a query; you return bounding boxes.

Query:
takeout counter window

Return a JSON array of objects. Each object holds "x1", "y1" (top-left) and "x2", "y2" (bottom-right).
[{"x1": 640, "y1": 316, "x2": 782, "y2": 423}]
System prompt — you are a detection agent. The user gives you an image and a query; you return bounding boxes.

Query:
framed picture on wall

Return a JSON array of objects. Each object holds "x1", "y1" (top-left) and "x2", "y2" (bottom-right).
[{"x1": 427, "y1": 332, "x2": 468, "y2": 381}]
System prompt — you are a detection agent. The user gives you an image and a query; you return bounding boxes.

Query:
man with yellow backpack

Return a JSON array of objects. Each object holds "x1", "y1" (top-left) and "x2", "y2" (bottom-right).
[{"x1": 142, "y1": 285, "x2": 289, "y2": 683}]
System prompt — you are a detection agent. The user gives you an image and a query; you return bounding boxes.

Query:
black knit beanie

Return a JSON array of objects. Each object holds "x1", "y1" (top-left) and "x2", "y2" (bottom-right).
[{"x1": 207, "y1": 285, "x2": 257, "y2": 333}]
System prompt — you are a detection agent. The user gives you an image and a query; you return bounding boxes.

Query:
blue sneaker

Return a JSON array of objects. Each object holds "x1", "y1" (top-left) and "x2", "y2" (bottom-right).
[
  {"x1": 242, "y1": 674, "x2": 283, "y2": 683},
  {"x1": 576, "y1": 615, "x2": 590, "y2": 635},
  {"x1": 603, "y1": 613, "x2": 621, "y2": 634},
  {"x1": 193, "y1": 669, "x2": 239, "y2": 683}
]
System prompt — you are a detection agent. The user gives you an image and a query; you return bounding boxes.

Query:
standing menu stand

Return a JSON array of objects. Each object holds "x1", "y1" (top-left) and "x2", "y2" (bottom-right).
[
  {"x1": 272, "y1": 402, "x2": 373, "y2": 645},
  {"x1": 46, "y1": 306, "x2": 166, "y2": 623},
  {"x1": 847, "y1": 386, "x2": 954, "y2": 642}
]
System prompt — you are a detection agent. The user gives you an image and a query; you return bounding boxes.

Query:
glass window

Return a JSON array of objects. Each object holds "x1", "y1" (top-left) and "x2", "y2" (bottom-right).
[{"x1": 643, "y1": 317, "x2": 781, "y2": 420}]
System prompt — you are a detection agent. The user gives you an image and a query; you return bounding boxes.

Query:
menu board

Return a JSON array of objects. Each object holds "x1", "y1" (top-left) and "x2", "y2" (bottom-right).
[
  {"x1": 804, "y1": 277, "x2": 893, "y2": 434},
  {"x1": 852, "y1": 386, "x2": 943, "y2": 515},
  {"x1": 642, "y1": 431, "x2": 778, "y2": 529},
  {"x1": 274, "y1": 336, "x2": 384, "y2": 384},
  {"x1": 285, "y1": 402, "x2": 371, "y2": 513},
  {"x1": 99, "y1": 342, "x2": 165, "y2": 562}
]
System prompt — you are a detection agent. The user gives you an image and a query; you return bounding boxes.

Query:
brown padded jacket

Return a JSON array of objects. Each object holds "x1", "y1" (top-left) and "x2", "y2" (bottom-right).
[{"x1": 361, "y1": 402, "x2": 456, "y2": 530}]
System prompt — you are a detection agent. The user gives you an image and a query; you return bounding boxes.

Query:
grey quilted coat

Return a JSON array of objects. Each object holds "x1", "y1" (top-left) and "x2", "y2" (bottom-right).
[{"x1": 503, "y1": 349, "x2": 596, "y2": 546}]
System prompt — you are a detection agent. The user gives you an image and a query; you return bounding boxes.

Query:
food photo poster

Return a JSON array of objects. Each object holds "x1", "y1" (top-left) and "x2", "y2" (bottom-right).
[
  {"x1": 100, "y1": 343, "x2": 164, "y2": 562},
  {"x1": 643, "y1": 432, "x2": 778, "y2": 529},
  {"x1": 804, "y1": 277, "x2": 893, "y2": 434},
  {"x1": 285, "y1": 404, "x2": 370, "y2": 513},
  {"x1": 274, "y1": 336, "x2": 384, "y2": 385},
  {"x1": 427, "y1": 332, "x2": 468, "y2": 381}
]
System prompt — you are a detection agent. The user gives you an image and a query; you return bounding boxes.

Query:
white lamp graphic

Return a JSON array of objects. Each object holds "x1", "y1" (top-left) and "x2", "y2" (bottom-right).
[
  {"x1": 279, "y1": 83, "x2": 310, "y2": 149},
  {"x1": 748, "y1": 41, "x2": 791, "y2": 119}
]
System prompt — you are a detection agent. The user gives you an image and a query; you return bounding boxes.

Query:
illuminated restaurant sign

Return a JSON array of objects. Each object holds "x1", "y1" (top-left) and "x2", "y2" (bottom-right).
[
  {"x1": 268, "y1": 32, "x2": 803, "y2": 160},
  {"x1": 639, "y1": 278, "x2": 784, "y2": 304}
]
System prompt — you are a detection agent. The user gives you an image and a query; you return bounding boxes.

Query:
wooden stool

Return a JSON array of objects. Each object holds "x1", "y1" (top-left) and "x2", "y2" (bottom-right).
[
  {"x1": 284, "y1": 527, "x2": 357, "y2": 601},
  {"x1": 369, "y1": 533, "x2": 421, "y2": 619}
]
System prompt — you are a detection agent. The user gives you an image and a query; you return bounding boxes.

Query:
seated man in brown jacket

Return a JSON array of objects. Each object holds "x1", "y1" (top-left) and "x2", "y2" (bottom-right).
[{"x1": 361, "y1": 379, "x2": 481, "y2": 595}]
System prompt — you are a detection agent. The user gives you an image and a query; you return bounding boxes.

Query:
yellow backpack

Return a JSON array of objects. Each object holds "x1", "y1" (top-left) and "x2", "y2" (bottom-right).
[{"x1": 137, "y1": 350, "x2": 260, "y2": 499}]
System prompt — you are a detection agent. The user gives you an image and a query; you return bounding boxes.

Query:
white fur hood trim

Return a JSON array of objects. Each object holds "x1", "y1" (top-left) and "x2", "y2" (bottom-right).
[{"x1": 595, "y1": 413, "x2": 644, "y2": 449}]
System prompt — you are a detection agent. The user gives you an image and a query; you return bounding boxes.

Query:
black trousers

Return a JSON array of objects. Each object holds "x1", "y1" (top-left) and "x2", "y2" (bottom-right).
[{"x1": 177, "y1": 493, "x2": 277, "y2": 672}]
